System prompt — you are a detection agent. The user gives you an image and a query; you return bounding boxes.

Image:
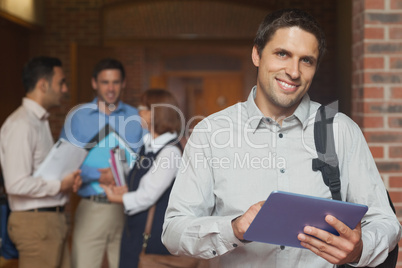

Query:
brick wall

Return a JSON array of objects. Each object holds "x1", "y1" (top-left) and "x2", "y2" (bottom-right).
[
  {"x1": 115, "y1": 46, "x2": 145, "y2": 106},
  {"x1": 352, "y1": 0, "x2": 402, "y2": 264},
  {"x1": 37, "y1": 0, "x2": 148, "y2": 138},
  {"x1": 38, "y1": 0, "x2": 104, "y2": 136}
]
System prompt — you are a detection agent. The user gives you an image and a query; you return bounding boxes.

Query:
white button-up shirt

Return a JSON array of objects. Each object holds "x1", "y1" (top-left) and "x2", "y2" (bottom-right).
[
  {"x1": 0, "y1": 98, "x2": 66, "y2": 211},
  {"x1": 162, "y1": 87, "x2": 401, "y2": 268},
  {"x1": 122, "y1": 132, "x2": 181, "y2": 215}
]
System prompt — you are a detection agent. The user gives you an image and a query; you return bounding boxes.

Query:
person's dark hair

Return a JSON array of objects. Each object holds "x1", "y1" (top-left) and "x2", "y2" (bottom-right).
[
  {"x1": 254, "y1": 8, "x2": 326, "y2": 66},
  {"x1": 22, "y1": 56, "x2": 62, "y2": 93},
  {"x1": 140, "y1": 89, "x2": 181, "y2": 135},
  {"x1": 92, "y1": 58, "x2": 125, "y2": 81}
]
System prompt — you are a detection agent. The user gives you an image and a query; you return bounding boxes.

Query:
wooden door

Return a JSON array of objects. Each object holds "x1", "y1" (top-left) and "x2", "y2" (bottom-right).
[
  {"x1": 173, "y1": 73, "x2": 243, "y2": 129},
  {"x1": 196, "y1": 74, "x2": 243, "y2": 117},
  {"x1": 0, "y1": 15, "x2": 32, "y2": 268},
  {"x1": 150, "y1": 75, "x2": 167, "y2": 89},
  {"x1": 0, "y1": 16, "x2": 30, "y2": 126},
  {"x1": 153, "y1": 73, "x2": 243, "y2": 131}
]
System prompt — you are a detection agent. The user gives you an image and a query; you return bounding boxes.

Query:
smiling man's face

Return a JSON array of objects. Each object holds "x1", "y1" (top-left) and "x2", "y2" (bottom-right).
[
  {"x1": 92, "y1": 69, "x2": 125, "y2": 108},
  {"x1": 252, "y1": 26, "x2": 319, "y2": 120}
]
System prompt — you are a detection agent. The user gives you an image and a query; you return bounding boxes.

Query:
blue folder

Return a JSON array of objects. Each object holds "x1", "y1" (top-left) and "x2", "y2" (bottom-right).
[
  {"x1": 243, "y1": 191, "x2": 368, "y2": 248},
  {"x1": 79, "y1": 125, "x2": 137, "y2": 196}
]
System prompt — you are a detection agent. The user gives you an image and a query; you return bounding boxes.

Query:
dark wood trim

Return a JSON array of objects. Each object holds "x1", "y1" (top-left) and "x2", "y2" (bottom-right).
[
  {"x1": 103, "y1": 38, "x2": 253, "y2": 48},
  {"x1": 165, "y1": 70, "x2": 243, "y2": 77},
  {"x1": 100, "y1": 2, "x2": 106, "y2": 47},
  {"x1": 102, "y1": 0, "x2": 276, "y2": 11},
  {"x1": 69, "y1": 42, "x2": 78, "y2": 106},
  {"x1": 0, "y1": 10, "x2": 41, "y2": 31}
]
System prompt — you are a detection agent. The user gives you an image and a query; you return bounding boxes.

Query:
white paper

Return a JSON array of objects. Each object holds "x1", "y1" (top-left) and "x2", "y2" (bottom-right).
[
  {"x1": 109, "y1": 158, "x2": 121, "y2": 186},
  {"x1": 109, "y1": 132, "x2": 136, "y2": 168},
  {"x1": 109, "y1": 148, "x2": 127, "y2": 186},
  {"x1": 34, "y1": 138, "x2": 88, "y2": 181},
  {"x1": 114, "y1": 149, "x2": 126, "y2": 186}
]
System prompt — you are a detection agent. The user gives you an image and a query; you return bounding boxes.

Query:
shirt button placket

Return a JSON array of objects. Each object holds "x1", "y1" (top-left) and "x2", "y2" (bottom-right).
[{"x1": 277, "y1": 130, "x2": 288, "y2": 191}]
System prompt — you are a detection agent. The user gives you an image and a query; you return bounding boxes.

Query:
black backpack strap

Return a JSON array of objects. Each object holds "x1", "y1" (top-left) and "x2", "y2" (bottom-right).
[
  {"x1": 312, "y1": 105, "x2": 342, "y2": 201},
  {"x1": 313, "y1": 105, "x2": 398, "y2": 268}
]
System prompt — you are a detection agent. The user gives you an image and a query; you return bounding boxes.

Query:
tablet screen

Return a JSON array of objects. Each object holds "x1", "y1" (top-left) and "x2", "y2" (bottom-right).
[{"x1": 243, "y1": 191, "x2": 368, "y2": 248}]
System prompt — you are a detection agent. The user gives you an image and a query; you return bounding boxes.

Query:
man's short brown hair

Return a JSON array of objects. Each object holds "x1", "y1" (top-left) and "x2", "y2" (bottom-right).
[{"x1": 254, "y1": 8, "x2": 326, "y2": 66}]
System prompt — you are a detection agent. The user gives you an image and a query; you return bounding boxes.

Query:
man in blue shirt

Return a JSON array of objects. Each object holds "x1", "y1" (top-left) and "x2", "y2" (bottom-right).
[{"x1": 60, "y1": 58, "x2": 143, "y2": 268}]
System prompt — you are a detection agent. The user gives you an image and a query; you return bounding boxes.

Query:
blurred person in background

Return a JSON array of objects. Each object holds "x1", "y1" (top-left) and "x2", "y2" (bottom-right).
[
  {"x1": 101, "y1": 89, "x2": 183, "y2": 268},
  {"x1": 60, "y1": 58, "x2": 143, "y2": 268},
  {"x1": 0, "y1": 56, "x2": 81, "y2": 268}
]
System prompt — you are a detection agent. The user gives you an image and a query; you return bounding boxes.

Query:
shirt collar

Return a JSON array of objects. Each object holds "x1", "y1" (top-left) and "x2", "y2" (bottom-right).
[
  {"x1": 246, "y1": 86, "x2": 265, "y2": 131},
  {"x1": 292, "y1": 94, "x2": 312, "y2": 129},
  {"x1": 89, "y1": 97, "x2": 126, "y2": 114},
  {"x1": 245, "y1": 86, "x2": 312, "y2": 130},
  {"x1": 22, "y1": 98, "x2": 49, "y2": 120},
  {"x1": 143, "y1": 132, "x2": 178, "y2": 154}
]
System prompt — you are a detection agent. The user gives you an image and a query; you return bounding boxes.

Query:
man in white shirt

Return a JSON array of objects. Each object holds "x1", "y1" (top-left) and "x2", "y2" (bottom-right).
[
  {"x1": 0, "y1": 56, "x2": 81, "y2": 268},
  {"x1": 162, "y1": 8, "x2": 401, "y2": 267}
]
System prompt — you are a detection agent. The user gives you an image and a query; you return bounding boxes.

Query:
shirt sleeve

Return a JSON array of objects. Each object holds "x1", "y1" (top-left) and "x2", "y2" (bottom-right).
[
  {"x1": 60, "y1": 108, "x2": 98, "y2": 183},
  {"x1": 2, "y1": 120, "x2": 60, "y2": 197},
  {"x1": 337, "y1": 115, "x2": 402, "y2": 267},
  {"x1": 162, "y1": 123, "x2": 244, "y2": 259},
  {"x1": 122, "y1": 145, "x2": 182, "y2": 215},
  {"x1": 59, "y1": 105, "x2": 89, "y2": 148}
]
